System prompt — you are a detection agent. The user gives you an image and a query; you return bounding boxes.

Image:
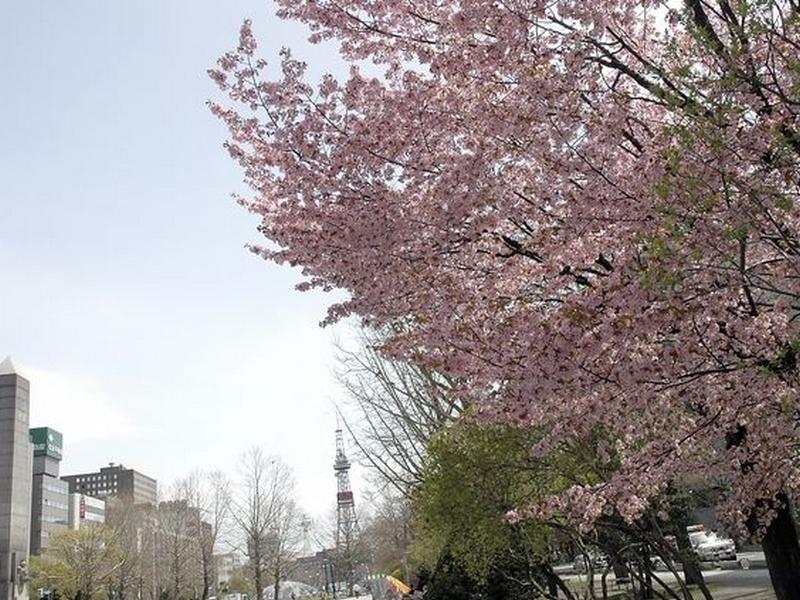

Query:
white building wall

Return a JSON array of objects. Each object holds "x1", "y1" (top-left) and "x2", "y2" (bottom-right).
[{"x1": 67, "y1": 494, "x2": 105, "y2": 529}]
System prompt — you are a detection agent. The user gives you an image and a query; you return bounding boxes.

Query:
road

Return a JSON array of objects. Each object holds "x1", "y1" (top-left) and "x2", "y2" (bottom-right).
[
  {"x1": 559, "y1": 554, "x2": 775, "y2": 599},
  {"x1": 689, "y1": 568, "x2": 773, "y2": 598}
]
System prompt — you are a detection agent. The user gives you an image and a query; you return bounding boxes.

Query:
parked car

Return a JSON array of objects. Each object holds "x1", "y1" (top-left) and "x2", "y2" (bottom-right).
[
  {"x1": 573, "y1": 552, "x2": 609, "y2": 574},
  {"x1": 687, "y1": 526, "x2": 737, "y2": 561}
]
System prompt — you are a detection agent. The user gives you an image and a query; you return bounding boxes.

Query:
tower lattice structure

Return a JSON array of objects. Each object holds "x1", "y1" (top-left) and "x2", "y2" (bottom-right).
[{"x1": 334, "y1": 427, "x2": 359, "y2": 549}]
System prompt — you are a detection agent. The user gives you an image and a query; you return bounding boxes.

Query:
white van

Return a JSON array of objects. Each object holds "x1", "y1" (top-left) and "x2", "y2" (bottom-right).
[{"x1": 687, "y1": 525, "x2": 736, "y2": 561}]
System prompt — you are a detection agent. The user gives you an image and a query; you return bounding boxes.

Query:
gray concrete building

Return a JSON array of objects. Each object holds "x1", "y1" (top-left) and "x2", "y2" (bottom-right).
[
  {"x1": 0, "y1": 357, "x2": 32, "y2": 600},
  {"x1": 29, "y1": 428, "x2": 68, "y2": 555},
  {"x1": 62, "y1": 464, "x2": 157, "y2": 506}
]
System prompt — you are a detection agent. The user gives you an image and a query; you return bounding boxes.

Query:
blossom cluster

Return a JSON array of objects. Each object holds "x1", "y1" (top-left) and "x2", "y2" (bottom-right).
[{"x1": 210, "y1": 0, "x2": 800, "y2": 536}]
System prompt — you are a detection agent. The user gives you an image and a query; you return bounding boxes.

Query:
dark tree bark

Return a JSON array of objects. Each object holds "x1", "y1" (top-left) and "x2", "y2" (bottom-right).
[
  {"x1": 542, "y1": 564, "x2": 574, "y2": 600},
  {"x1": 761, "y1": 496, "x2": 800, "y2": 600},
  {"x1": 639, "y1": 546, "x2": 654, "y2": 600},
  {"x1": 727, "y1": 424, "x2": 800, "y2": 600},
  {"x1": 672, "y1": 519, "x2": 712, "y2": 600},
  {"x1": 610, "y1": 556, "x2": 627, "y2": 579},
  {"x1": 675, "y1": 530, "x2": 703, "y2": 587},
  {"x1": 253, "y1": 559, "x2": 262, "y2": 600},
  {"x1": 547, "y1": 577, "x2": 558, "y2": 598},
  {"x1": 271, "y1": 568, "x2": 280, "y2": 600}
]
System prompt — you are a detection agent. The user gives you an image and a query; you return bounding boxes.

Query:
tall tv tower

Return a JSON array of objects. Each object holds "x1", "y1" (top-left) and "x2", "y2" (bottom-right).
[{"x1": 334, "y1": 426, "x2": 359, "y2": 548}]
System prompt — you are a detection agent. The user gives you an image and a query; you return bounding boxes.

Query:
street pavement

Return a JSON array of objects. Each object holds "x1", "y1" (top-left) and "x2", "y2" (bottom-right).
[
  {"x1": 691, "y1": 568, "x2": 774, "y2": 599},
  {"x1": 560, "y1": 553, "x2": 775, "y2": 599}
]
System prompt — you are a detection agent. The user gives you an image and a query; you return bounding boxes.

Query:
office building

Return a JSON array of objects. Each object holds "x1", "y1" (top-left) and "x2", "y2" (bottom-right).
[
  {"x1": 0, "y1": 357, "x2": 32, "y2": 600},
  {"x1": 28, "y1": 428, "x2": 68, "y2": 555},
  {"x1": 67, "y1": 493, "x2": 105, "y2": 529},
  {"x1": 62, "y1": 464, "x2": 157, "y2": 506}
]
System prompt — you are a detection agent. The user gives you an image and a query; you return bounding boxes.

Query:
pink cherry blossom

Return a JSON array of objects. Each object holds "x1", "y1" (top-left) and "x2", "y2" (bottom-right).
[{"x1": 210, "y1": 0, "x2": 800, "y2": 547}]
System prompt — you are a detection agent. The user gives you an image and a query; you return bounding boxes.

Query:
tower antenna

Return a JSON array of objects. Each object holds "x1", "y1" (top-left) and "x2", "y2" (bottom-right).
[{"x1": 334, "y1": 426, "x2": 359, "y2": 549}]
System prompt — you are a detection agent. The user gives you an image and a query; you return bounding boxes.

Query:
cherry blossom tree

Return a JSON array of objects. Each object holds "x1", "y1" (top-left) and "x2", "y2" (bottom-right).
[{"x1": 210, "y1": 1, "x2": 800, "y2": 596}]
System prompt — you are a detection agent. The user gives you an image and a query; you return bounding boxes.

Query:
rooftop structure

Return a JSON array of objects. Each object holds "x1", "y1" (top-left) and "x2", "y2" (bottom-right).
[{"x1": 62, "y1": 464, "x2": 157, "y2": 506}]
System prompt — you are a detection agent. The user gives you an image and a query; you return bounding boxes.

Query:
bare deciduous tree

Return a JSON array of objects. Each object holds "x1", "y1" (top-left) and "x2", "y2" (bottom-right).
[
  {"x1": 159, "y1": 479, "x2": 203, "y2": 600},
  {"x1": 45, "y1": 526, "x2": 122, "y2": 600},
  {"x1": 182, "y1": 471, "x2": 232, "y2": 600},
  {"x1": 106, "y1": 500, "x2": 149, "y2": 600},
  {"x1": 335, "y1": 329, "x2": 465, "y2": 495},
  {"x1": 265, "y1": 497, "x2": 305, "y2": 600},
  {"x1": 231, "y1": 448, "x2": 294, "y2": 600},
  {"x1": 360, "y1": 488, "x2": 413, "y2": 579}
]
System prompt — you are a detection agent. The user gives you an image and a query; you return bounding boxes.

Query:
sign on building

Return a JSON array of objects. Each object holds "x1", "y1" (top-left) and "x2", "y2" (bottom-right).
[{"x1": 29, "y1": 428, "x2": 63, "y2": 460}]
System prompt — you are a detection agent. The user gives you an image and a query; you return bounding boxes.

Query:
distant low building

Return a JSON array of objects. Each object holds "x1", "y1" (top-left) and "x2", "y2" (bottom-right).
[
  {"x1": 62, "y1": 463, "x2": 157, "y2": 506},
  {"x1": 288, "y1": 549, "x2": 334, "y2": 590},
  {"x1": 67, "y1": 493, "x2": 105, "y2": 529}
]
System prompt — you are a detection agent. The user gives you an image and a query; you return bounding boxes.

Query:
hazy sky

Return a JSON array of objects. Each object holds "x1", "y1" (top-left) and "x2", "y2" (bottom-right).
[{"x1": 0, "y1": 1, "x2": 363, "y2": 520}]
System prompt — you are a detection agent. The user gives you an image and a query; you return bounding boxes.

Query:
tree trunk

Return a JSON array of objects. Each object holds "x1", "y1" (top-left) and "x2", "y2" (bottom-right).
[
  {"x1": 761, "y1": 496, "x2": 800, "y2": 600},
  {"x1": 272, "y1": 569, "x2": 280, "y2": 600},
  {"x1": 673, "y1": 525, "x2": 712, "y2": 600},
  {"x1": 201, "y1": 567, "x2": 210, "y2": 600},
  {"x1": 253, "y1": 563, "x2": 262, "y2": 600},
  {"x1": 543, "y1": 564, "x2": 574, "y2": 600},
  {"x1": 611, "y1": 557, "x2": 627, "y2": 579},
  {"x1": 201, "y1": 538, "x2": 213, "y2": 600},
  {"x1": 725, "y1": 428, "x2": 800, "y2": 598},
  {"x1": 547, "y1": 575, "x2": 558, "y2": 598},
  {"x1": 639, "y1": 547, "x2": 653, "y2": 600}
]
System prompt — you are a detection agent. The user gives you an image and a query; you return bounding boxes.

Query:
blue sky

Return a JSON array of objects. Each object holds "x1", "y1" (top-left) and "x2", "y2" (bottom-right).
[{"x1": 0, "y1": 1, "x2": 360, "y2": 519}]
